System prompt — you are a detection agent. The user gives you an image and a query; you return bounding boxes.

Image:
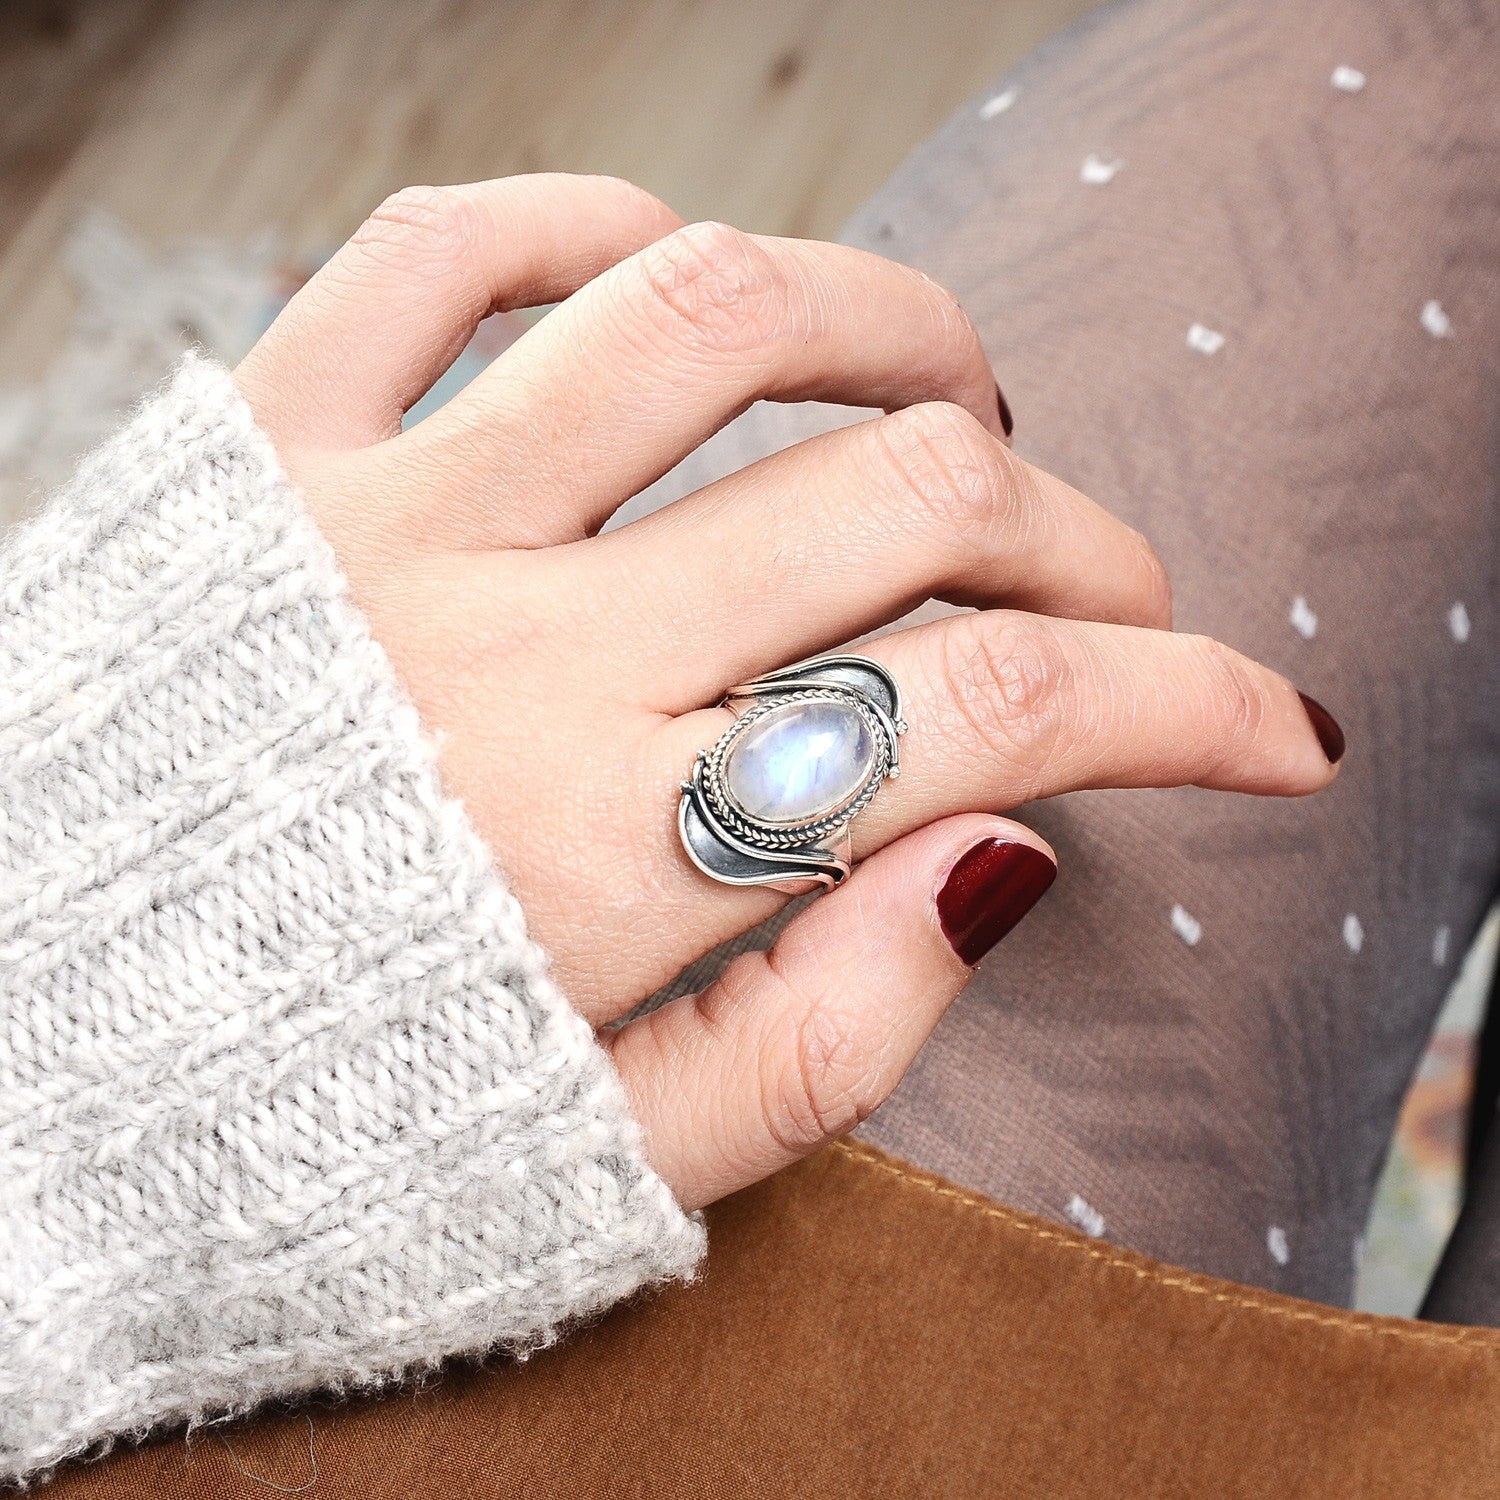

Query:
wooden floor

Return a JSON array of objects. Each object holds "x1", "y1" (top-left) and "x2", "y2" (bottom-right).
[{"x1": 0, "y1": 0, "x2": 1096, "y2": 381}]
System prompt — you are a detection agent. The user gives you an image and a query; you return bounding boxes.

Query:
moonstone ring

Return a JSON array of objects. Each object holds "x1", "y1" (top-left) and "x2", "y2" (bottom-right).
[{"x1": 678, "y1": 655, "x2": 907, "y2": 892}]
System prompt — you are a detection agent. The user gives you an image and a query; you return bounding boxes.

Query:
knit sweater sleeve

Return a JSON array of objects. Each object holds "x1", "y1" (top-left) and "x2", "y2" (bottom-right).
[{"x1": 0, "y1": 356, "x2": 706, "y2": 1484}]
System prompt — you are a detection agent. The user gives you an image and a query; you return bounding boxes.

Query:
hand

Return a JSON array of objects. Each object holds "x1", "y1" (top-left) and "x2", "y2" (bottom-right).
[{"x1": 234, "y1": 174, "x2": 1340, "y2": 1211}]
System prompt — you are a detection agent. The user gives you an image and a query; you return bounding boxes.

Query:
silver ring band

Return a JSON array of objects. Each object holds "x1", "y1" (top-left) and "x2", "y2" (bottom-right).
[{"x1": 678, "y1": 654, "x2": 907, "y2": 893}]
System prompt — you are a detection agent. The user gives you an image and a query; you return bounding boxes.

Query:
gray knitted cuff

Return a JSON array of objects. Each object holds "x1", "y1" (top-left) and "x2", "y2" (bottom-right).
[{"x1": 0, "y1": 356, "x2": 705, "y2": 1483}]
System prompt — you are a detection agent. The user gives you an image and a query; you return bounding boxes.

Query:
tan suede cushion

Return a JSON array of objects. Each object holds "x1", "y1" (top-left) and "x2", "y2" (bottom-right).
[{"x1": 47, "y1": 1142, "x2": 1500, "y2": 1498}]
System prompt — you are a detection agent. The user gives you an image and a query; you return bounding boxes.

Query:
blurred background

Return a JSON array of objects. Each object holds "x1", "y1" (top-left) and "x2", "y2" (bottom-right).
[
  {"x1": 0, "y1": 0, "x2": 1099, "y2": 382},
  {"x1": 0, "y1": 0, "x2": 1487, "y2": 1318}
]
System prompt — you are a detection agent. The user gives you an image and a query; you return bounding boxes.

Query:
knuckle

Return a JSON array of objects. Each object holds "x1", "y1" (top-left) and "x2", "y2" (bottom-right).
[
  {"x1": 933, "y1": 612, "x2": 1069, "y2": 779},
  {"x1": 351, "y1": 184, "x2": 480, "y2": 272},
  {"x1": 631, "y1": 220, "x2": 792, "y2": 353},
  {"x1": 768, "y1": 999, "x2": 880, "y2": 1156},
  {"x1": 872, "y1": 402, "x2": 1023, "y2": 551}
]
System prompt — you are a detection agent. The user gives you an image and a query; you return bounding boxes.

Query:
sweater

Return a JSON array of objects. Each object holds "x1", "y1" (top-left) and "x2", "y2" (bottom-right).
[{"x1": 0, "y1": 358, "x2": 706, "y2": 1484}]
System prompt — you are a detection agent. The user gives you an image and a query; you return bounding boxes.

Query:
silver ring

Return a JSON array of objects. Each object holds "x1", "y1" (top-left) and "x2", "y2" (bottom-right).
[{"x1": 678, "y1": 654, "x2": 907, "y2": 893}]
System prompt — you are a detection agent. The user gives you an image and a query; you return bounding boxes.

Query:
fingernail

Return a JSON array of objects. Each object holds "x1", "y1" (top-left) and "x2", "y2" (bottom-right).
[
  {"x1": 1298, "y1": 691, "x2": 1346, "y2": 764},
  {"x1": 995, "y1": 381, "x2": 1014, "y2": 438},
  {"x1": 937, "y1": 838, "x2": 1056, "y2": 966}
]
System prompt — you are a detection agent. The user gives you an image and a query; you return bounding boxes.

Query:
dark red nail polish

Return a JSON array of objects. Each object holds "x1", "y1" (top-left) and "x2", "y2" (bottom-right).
[
  {"x1": 937, "y1": 838, "x2": 1056, "y2": 966},
  {"x1": 995, "y1": 381, "x2": 1014, "y2": 437},
  {"x1": 1298, "y1": 691, "x2": 1345, "y2": 764}
]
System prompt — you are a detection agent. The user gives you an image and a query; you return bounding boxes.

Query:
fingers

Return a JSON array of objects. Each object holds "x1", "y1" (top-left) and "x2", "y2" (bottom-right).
[
  {"x1": 586, "y1": 401, "x2": 1172, "y2": 710},
  {"x1": 235, "y1": 174, "x2": 683, "y2": 450},
  {"x1": 656, "y1": 608, "x2": 1342, "y2": 876},
  {"x1": 620, "y1": 609, "x2": 1340, "y2": 1025},
  {"x1": 402, "y1": 221, "x2": 1009, "y2": 548},
  {"x1": 854, "y1": 612, "x2": 1344, "y2": 839},
  {"x1": 606, "y1": 815, "x2": 1056, "y2": 1210}
]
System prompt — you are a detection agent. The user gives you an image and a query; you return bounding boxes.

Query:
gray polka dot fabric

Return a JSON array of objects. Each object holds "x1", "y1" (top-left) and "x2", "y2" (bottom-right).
[{"x1": 638, "y1": 0, "x2": 1500, "y2": 1315}]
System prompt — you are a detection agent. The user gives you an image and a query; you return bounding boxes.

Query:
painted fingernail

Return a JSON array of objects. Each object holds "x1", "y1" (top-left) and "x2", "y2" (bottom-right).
[
  {"x1": 1298, "y1": 691, "x2": 1346, "y2": 764},
  {"x1": 937, "y1": 838, "x2": 1056, "y2": 966},
  {"x1": 995, "y1": 381, "x2": 1014, "y2": 437}
]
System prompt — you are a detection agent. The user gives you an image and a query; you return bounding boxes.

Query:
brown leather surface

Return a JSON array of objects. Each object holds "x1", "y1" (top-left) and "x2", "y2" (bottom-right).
[{"x1": 50, "y1": 1142, "x2": 1500, "y2": 1498}]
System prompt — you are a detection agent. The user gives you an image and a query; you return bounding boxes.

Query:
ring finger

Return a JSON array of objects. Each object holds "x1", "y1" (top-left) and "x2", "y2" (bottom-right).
[{"x1": 401, "y1": 221, "x2": 1010, "y2": 549}]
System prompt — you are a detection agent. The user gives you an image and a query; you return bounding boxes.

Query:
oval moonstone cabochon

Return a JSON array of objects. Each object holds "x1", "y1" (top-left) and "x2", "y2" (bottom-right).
[{"x1": 722, "y1": 699, "x2": 876, "y2": 827}]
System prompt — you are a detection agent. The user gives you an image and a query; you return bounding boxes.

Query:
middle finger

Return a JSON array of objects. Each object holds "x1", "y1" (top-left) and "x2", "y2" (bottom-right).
[{"x1": 580, "y1": 399, "x2": 1171, "y2": 712}]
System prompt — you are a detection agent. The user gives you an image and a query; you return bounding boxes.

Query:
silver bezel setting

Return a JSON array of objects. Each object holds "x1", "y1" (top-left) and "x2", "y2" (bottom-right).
[{"x1": 678, "y1": 654, "x2": 906, "y2": 892}]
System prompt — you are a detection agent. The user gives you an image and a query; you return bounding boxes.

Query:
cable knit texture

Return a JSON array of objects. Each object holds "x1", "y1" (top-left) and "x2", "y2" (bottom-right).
[{"x1": 0, "y1": 356, "x2": 705, "y2": 1484}]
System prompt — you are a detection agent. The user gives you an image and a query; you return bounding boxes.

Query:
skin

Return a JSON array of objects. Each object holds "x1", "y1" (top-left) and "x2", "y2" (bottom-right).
[{"x1": 234, "y1": 173, "x2": 1338, "y2": 1212}]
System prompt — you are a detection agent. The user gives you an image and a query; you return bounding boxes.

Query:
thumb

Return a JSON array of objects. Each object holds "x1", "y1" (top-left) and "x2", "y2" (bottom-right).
[{"x1": 605, "y1": 814, "x2": 1057, "y2": 1211}]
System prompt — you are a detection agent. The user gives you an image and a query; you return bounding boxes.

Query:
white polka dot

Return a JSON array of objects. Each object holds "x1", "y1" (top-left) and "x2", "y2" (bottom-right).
[
  {"x1": 1171, "y1": 904, "x2": 1203, "y2": 947},
  {"x1": 1433, "y1": 926, "x2": 1452, "y2": 966},
  {"x1": 1421, "y1": 300, "x2": 1453, "y2": 338},
  {"x1": 1331, "y1": 65, "x2": 1367, "y2": 92},
  {"x1": 1449, "y1": 601, "x2": 1471, "y2": 642},
  {"x1": 1080, "y1": 153, "x2": 1124, "y2": 185},
  {"x1": 1353, "y1": 1234, "x2": 1366, "y2": 1270},
  {"x1": 1290, "y1": 596, "x2": 1318, "y2": 640},
  {"x1": 1187, "y1": 323, "x2": 1225, "y2": 355},
  {"x1": 1066, "y1": 1194, "x2": 1106, "y2": 1238},
  {"x1": 1268, "y1": 1226, "x2": 1290, "y2": 1265},
  {"x1": 1343, "y1": 913, "x2": 1364, "y2": 954},
  {"x1": 979, "y1": 87, "x2": 1018, "y2": 120}
]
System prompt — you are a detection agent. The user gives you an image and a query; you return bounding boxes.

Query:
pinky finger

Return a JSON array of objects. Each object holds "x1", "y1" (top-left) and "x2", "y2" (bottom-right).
[
  {"x1": 236, "y1": 174, "x2": 682, "y2": 451},
  {"x1": 605, "y1": 814, "x2": 1057, "y2": 1212}
]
